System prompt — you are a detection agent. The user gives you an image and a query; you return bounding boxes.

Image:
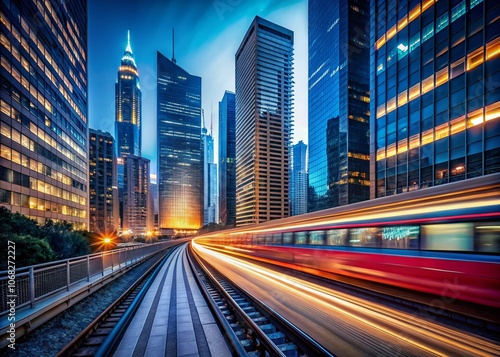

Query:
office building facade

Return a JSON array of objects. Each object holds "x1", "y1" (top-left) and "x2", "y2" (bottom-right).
[
  {"x1": 89, "y1": 129, "x2": 118, "y2": 234},
  {"x1": 122, "y1": 154, "x2": 152, "y2": 235},
  {"x1": 0, "y1": 0, "x2": 88, "y2": 229},
  {"x1": 157, "y1": 51, "x2": 203, "y2": 232},
  {"x1": 290, "y1": 141, "x2": 308, "y2": 216},
  {"x1": 235, "y1": 16, "x2": 294, "y2": 226},
  {"x1": 218, "y1": 91, "x2": 236, "y2": 227},
  {"x1": 371, "y1": 0, "x2": 500, "y2": 198},
  {"x1": 308, "y1": 0, "x2": 371, "y2": 212}
]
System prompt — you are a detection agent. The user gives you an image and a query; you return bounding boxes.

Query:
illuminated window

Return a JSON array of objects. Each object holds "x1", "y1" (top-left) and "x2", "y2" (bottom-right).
[
  {"x1": 486, "y1": 37, "x2": 500, "y2": 60},
  {"x1": 376, "y1": 103, "x2": 386, "y2": 118},
  {"x1": 467, "y1": 47, "x2": 484, "y2": 70},
  {"x1": 409, "y1": 134, "x2": 420, "y2": 149},
  {"x1": 397, "y1": 42, "x2": 408, "y2": 60},
  {"x1": 450, "y1": 116, "x2": 466, "y2": 135},
  {"x1": 398, "y1": 16, "x2": 408, "y2": 31},
  {"x1": 421, "y1": 75, "x2": 434, "y2": 94},
  {"x1": 409, "y1": 33, "x2": 421, "y2": 52},
  {"x1": 377, "y1": 59, "x2": 385, "y2": 75},
  {"x1": 422, "y1": 23, "x2": 434, "y2": 43},
  {"x1": 387, "y1": 143, "x2": 396, "y2": 158},
  {"x1": 468, "y1": 108, "x2": 483, "y2": 127},
  {"x1": 450, "y1": 58, "x2": 465, "y2": 78},
  {"x1": 421, "y1": 129, "x2": 434, "y2": 145},
  {"x1": 435, "y1": 123, "x2": 449, "y2": 140},
  {"x1": 485, "y1": 101, "x2": 500, "y2": 122},
  {"x1": 387, "y1": 25, "x2": 397, "y2": 41},
  {"x1": 422, "y1": 0, "x2": 434, "y2": 12},
  {"x1": 0, "y1": 144, "x2": 11, "y2": 160},
  {"x1": 451, "y1": 1, "x2": 466, "y2": 23},
  {"x1": 409, "y1": 4, "x2": 421, "y2": 22},
  {"x1": 398, "y1": 90, "x2": 408, "y2": 107},
  {"x1": 387, "y1": 47, "x2": 397, "y2": 66},
  {"x1": 376, "y1": 148, "x2": 385, "y2": 161},
  {"x1": 409, "y1": 83, "x2": 420, "y2": 101},
  {"x1": 397, "y1": 139, "x2": 408, "y2": 153},
  {"x1": 435, "y1": 67, "x2": 448, "y2": 87},
  {"x1": 387, "y1": 97, "x2": 396, "y2": 113},
  {"x1": 470, "y1": 0, "x2": 483, "y2": 9},
  {"x1": 376, "y1": 35, "x2": 386, "y2": 50},
  {"x1": 436, "y1": 12, "x2": 449, "y2": 33}
]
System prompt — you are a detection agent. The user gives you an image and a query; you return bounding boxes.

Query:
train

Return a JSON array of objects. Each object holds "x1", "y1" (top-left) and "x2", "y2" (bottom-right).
[{"x1": 193, "y1": 173, "x2": 500, "y2": 308}]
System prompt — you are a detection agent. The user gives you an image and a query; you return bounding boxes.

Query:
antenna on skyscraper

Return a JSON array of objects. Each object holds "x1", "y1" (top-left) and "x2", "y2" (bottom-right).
[{"x1": 172, "y1": 28, "x2": 176, "y2": 64}]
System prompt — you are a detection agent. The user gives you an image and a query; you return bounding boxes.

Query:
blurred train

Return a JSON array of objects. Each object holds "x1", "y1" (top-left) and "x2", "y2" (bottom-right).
[{"x1": 193, "y1": 173, "x2": 500, "y2": 308}]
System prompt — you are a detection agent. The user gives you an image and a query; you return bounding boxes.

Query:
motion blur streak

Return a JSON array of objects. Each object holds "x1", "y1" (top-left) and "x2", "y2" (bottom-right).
[{"x1": 192, "y1": 241, "x2": 500, "y2": 356}]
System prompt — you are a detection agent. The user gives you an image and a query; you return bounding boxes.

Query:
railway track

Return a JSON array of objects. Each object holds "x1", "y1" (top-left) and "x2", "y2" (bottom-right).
[
  {"x1": 188, "y1": 245, "x2": 334, "y2": 357},
  {"x1": 56, "y1": 246, "x2": 177, "y2": 357}
]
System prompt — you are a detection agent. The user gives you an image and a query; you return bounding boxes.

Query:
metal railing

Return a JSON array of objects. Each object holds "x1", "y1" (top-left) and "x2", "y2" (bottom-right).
[{"x1": 0, "y1": 242, "x2": 171, "y2": 316}]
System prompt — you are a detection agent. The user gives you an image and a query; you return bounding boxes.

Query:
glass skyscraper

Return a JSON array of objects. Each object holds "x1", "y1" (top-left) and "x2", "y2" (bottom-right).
[
  {"x1": 115, "y1": 31, "x2": 141, "y2": 227},
  {"x1": 218, "y1": 91, "x2": 236, "y2": 227},
  {"x1": 157, "y1": 51, "x2": 203, "y2": 232},
  {"x1": 202, "y1": 124, "x2": 217, "y2": 225},
  {"x1": 89, "y1": 129, "x2": 118, "y2": 234},
  {"x1": 0, "y1": 0, "x2": 88, "y2": 229},
  {"x1": 371, "y1": 0, "x2": 500, "y2": 198},
  {"x1": 235, "y1": 16, "x2": 294, "y2": 226},
  {"x1": 308, "y1": 0, "x2": 371, "y2": 212},
  {"x1": 290, "y1": 141, "x2": 308, "y2": 216}
]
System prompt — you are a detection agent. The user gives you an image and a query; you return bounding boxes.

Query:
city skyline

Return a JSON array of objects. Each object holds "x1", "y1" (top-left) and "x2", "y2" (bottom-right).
[{"x1": 88, "y1": 0, "x2": 308, "y2": 176}]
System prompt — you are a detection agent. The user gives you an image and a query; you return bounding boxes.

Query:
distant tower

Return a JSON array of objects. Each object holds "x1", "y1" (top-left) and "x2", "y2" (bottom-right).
[
  {"x1": 219, "y1": 91, "x2": 236, "y2": 226},
  {"x1": 157, "y1": 51, "x2": 203, "y2": 233},
  {"x1": 122, "y1": 155, "x2": 152, "y2": 235},
  {"x1": 235, "y1": 16, "x2": 294, "y2": 225},
  {"x1": 202, "y1": 110, "x2": 217, "y2": 225},
  {"x1": 89, "y1": 129, "x2": 119, "y2": 234},
  {"x1": 115, "y1": 31, "x2": 142, "y2": 227},
  {"x1": 291, "y1": 141, "x2": 308, "y2": 216}
]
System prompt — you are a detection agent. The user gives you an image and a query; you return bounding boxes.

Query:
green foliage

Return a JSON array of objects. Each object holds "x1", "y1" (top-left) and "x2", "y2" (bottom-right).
[
  {"x1": 0, "y1": 233, "x2": 54, "y2": 267},
  {"x1": 42, "y1": 221, "x2": 91, "y2": 260},
  {"x1": 0, "y1": 207, "x2": 90, "y2": 266}
]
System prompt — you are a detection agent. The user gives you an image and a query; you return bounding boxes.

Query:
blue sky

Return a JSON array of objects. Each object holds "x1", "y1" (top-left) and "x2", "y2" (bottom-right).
[{"x1": 88, "y1": 0, "x2": 308, "y2": 175}]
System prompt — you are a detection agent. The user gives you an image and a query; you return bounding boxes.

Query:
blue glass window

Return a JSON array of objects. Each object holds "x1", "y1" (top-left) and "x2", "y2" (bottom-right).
[
  {"x1": 451, "y1": 1, "x2": 466, "y2": 23},
  {"x1": 397, "y1": 42, "x2": 408, "y2": 60},
  {"x1": 470, "y1": 0, "x2": 483, "y2": 9},
  {"x1": 436, "y1": 12, "x2": 449, "y2": 33},
  {"x1": 422, "y1": 23, "x2": 434, "y2": 43},
  {"x1": 409, "y1": 33, "x2": 421, "y2": 52}
]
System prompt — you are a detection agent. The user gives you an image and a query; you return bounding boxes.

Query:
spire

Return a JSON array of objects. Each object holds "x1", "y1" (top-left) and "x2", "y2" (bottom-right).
[
  {"x1": 121, "y1": 30, "x2": 137, "y2": 68},
  {"x1": 172, "y1": 28, "x2": 176, "y2": 64},
  {"x1": 126, "y1": 30, "x2": 132, "y2": 54}
]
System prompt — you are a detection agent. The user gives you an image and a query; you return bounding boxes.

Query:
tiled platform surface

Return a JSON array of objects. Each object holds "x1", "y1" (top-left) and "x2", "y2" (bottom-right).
[{"x1": 114, "y1": 244, "x2": 231, "y2": 357}]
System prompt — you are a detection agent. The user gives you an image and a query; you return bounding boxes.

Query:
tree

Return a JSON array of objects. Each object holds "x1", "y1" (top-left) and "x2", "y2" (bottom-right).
[
  {"x1": 42, "y1": 221, "x2": 90, "y2": 260},
  {"x1": 0, "y1": 233, "x2": 54, "y2": 267}
]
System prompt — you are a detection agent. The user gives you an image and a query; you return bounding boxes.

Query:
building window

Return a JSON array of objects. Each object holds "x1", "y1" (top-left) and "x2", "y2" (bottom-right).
[
  {"x1": 436, "y1": 12, "x2": 449, "y2": 33},
  {"x1": 409, "y1": 33, "x2": 421, "y2": 52},
  {"x1": 467, "y1": 47, "x2": 484, "y2": 70},
  {"x1": 397, "y1": 42, "x2": 408, "y2": 60},
  {"x1": 470, "y1": 0, "x2": 483, "y2": 9},
  {"x1": 451, "y1": 1, "x2": 466, "y2": 23},
  {"x1": 422, "y1": 23, "x2": 434, "y2": 43},
  {"x1": 486, "y1": 37, "x2": 500, "y2": 60}
]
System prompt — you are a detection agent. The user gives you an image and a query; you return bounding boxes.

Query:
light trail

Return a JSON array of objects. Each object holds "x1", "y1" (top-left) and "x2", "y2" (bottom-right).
[{"x1": 192, "y1": 241, "x2": 500, "y2": 356}]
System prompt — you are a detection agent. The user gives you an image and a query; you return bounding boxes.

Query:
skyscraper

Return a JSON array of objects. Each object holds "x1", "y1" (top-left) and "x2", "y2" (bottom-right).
[
  {"x1": 290, "y1": 141, "x2": 308, "y2": 216},
  {"x1": 370, "y1": 0, "x2": 500, "y2": 198},
  {"x1": 0, "y1": 0, "x2": 88, "y2": 229},
  {"x1": 202, "y1": 123, "x2": 217, "y2": 225},
  {"x1": 308, "y1": 0, "x2": 371, "y2": 212},
  {"x1": 218, "y1": 91, "x2": 236, "y2": 227},
  {"x1": 115, "y1": 31, "x2": 141, "y2": 227},
  {"x1": 89, "y1": 129, "x2": 118, "y2": 234},
  {"x1": 157, "y1": 51, "x2": 203, "y2": 233},
  {"x1": 122, "y1": 155, "x2": 152, "y2": 235},
  {"x1": 235, "y1": 16, "x2": 294, "y2": 226}
]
